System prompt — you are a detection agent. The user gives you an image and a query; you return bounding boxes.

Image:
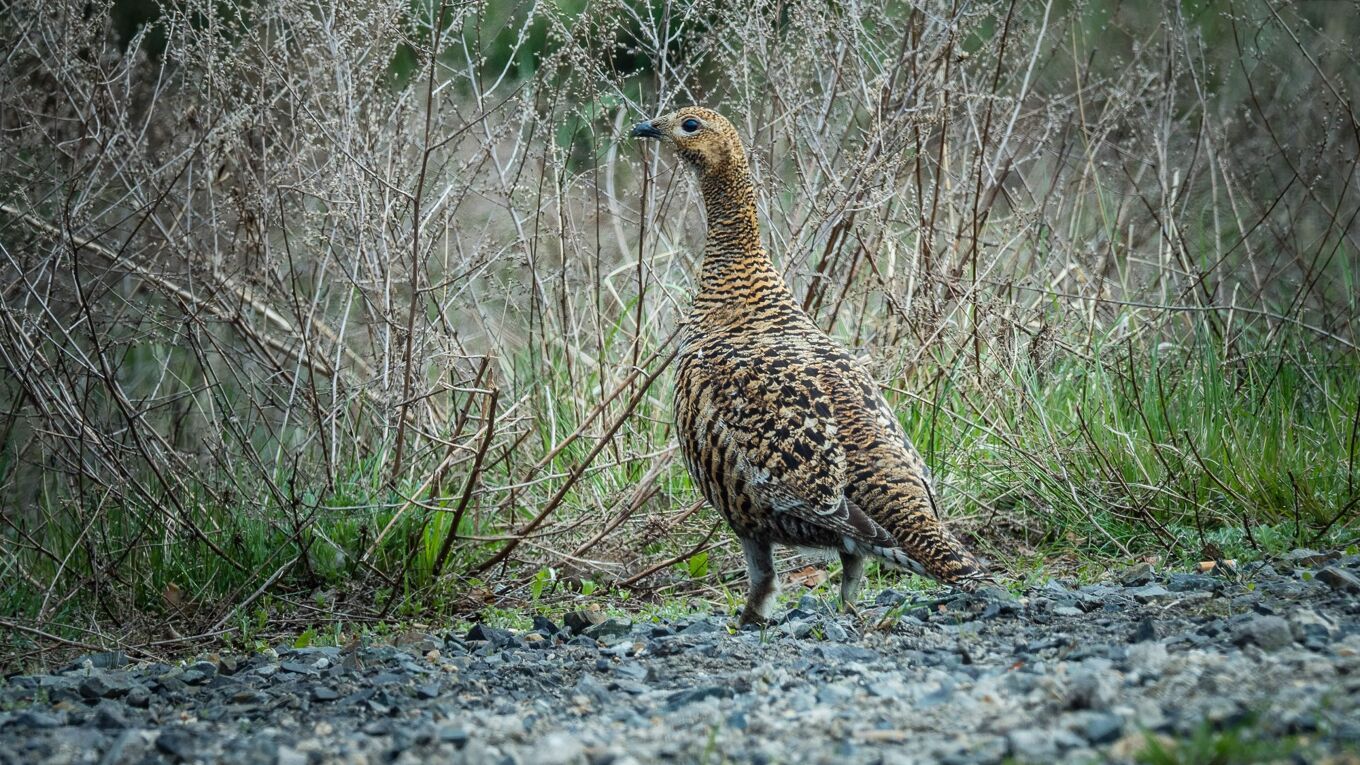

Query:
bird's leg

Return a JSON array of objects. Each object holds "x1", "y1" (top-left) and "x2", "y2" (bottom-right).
[
  {"x1": 738, "y1": 537, "x2": 777, "y2": 626},
  {"x1": 838, "y1": 550, "x2": 866, "y2": 615}
]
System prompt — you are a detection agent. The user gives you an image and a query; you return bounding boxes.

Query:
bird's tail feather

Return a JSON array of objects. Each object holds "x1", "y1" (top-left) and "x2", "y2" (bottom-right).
[
  {"x1": 843, "y1": 536, "x2": 990, "y2": 589},
  {"x1": 843, "y1": 538, "x2": 930, "y2": 577}
]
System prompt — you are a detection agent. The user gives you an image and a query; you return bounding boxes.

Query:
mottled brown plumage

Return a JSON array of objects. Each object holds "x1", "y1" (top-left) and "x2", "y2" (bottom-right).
[{"x1": 632, "y1": 107, "x2": 990, "y2": 625}]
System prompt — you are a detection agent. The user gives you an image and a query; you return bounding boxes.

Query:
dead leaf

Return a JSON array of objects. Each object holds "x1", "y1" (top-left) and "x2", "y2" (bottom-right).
[
  {"x1": 786, "y1": 566, "x2": 828, "y2": 589},
  {"x1": 162, "y1": 582, "x2": 184, "y2": 610}
]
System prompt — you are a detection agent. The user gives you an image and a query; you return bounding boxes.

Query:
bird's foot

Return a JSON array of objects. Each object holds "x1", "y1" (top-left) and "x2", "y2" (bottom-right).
[{"x1": 736, "y1": 608, "x2": 771, "y2": 630}]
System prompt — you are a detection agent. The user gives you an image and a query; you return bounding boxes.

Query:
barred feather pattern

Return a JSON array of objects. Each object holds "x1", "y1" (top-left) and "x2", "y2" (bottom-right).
[{"x1": 635, "y1": 107, "x2": 989, "y2": 624}]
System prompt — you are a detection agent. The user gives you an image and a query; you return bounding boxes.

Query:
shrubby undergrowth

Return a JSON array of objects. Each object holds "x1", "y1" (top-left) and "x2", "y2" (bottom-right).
[{"x1": 1, "y1": 0, "x2": 1357, "y2": 661}]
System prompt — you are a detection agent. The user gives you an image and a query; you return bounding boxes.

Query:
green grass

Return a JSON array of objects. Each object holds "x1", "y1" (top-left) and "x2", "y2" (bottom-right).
[
  {"x1": 1135, "y1": 717, "x2": 1321, "y2": 765},
  {"x1": 898, "y1": 326, "x2": 1360, "y2": 566}
]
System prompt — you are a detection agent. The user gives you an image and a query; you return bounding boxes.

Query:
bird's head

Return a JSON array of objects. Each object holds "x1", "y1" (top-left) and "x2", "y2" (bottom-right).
[{"x1": 630, "y1": 106, "x2": 747, "y2": 179}]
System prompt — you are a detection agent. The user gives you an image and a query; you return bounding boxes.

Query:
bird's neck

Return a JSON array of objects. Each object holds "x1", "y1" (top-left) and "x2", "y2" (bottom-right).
[{"x1": 694, "y1": 168, "x2": 790, "y2": 312}]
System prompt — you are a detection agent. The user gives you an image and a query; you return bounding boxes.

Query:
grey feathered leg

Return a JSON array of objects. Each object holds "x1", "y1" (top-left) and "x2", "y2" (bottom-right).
[
  {"x1": 738, "y1": 537, "x2": 777, "y2": 626},
  {"x1": 839, "y1": 550, "x2": 866, "y2": 614}
]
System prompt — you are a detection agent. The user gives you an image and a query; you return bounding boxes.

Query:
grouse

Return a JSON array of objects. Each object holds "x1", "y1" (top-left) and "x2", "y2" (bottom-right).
[{"x1": 632, "y1": 107, "x2": 991, "y2": 625}]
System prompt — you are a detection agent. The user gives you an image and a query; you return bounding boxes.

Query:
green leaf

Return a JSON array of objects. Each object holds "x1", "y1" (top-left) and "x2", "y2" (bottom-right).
[
  {"x1": 530, "y1": 567, "x2": 554, "y2": 600},
  {"x1": 685, "y1": 552, "x2": 710, "y2": 580}
]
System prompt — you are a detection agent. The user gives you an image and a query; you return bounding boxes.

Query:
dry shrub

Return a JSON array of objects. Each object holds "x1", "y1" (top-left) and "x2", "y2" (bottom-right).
[{"x1": 1, "y1": 0, "x2": 1357, "y2": 653}]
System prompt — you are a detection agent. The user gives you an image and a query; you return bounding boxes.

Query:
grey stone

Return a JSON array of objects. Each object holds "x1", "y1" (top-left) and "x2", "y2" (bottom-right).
[
  {"x1": 1120, "y1": 563, "x2": 1157, "y2": 586},
  {"x1": 394, "y1": 722, "x2": 436, "y2": 750},
  {"x1": 361, "y1": 719, "x2": 391, "y2": 735},
  {"x1": 1233, "y1": 615, "x2": 1294, "y2": 651},
  {"x1": 7, "y1": 552, "x2": 1360, "y2": 765},
  {"x1": 1007, "y1": 729, "x2": 1058, "y2": 760},
  {"x1": 1082, "y1": 712, "x2": 1124, "y2": 744},
  {"x1": 875, "y1": 589, "x2": 907, "y2": 607},
  {"x1": 940, "y1": 736, "x2": 1007, "y2": 765},
  {"x1": 612, "y1": 662, "x2": 648, "y2": 682},
  {"x1": 1130, "y1": 617, "x2": 1158, "y2": 643},
  {"x1": 79, "y1": 673, "x2": 131, "y2": 699},
  {"x1": 582, "y1": 618, "x2": 633, "y2": 640},
  {"x1": 14, "y1": 710, "x2": 63, "y2": 728},
  {"x1": 466, "y1": 623, "x2": 514, "y2": 645},
  {"x1": 279, "y1": 661, "x2": 318, "y2": 676},
  {"x1": 101, "y1": 729, "x2": 150, "y2": 765},
  {"x1": 821, "y1": 620, "x2": 849, "y2": 642},
  {"x1": 1283, "y1": 548, "x2": 1333, "y2": 568},
  {"x1": 438, "y1": 724, "x2": 470, "y2": 748},
  {"x1": 232, "y1": 688, "x2": 267, "y2": 704},
  {"x1": 1126, "y1": 641, "x2": 1169, "y2": 673},
  {"x1": 814, "y1": 645, "x2": 879, "y2": 663},
  {"x1": 564, "y1": 611, "x2": 606, "y2": 635},
  {"x1": 177, "y1": 669, "x2": 208, "y2": 685},
  {"x1": 918, "y1": 683, "x2": 954, "y2": 708},
  {"x1": 679, "y1": 618, "x2": 723, "y2": 634},
  {"x1": 155, "y1": 729, "x2": 198, "y2": 761},
  {"x1": 1168, "y1": 573, "x2": 1217, "y2": 592},
  {"x1": 817, "y1": 683, "x2": 855, "y2": 704},
  {"x1": 573, "y1": 675, "x2": 612, "y2": 707},
  {"x1": 1290, "y1": 608, "x2": 1340, "y2": 645},
  {"x1": 600, "y1": 641, "x2": 637, "y2": 657},
  {"x1": 92, "y1": 700, "x2": 130, "y2": 730},
  {"x1": 1041, "y1": 579, "x2": 1073, "y2": 594},
  {"x1": 526, "y1": 732, "x2": 586, "y2": 765},
  {"x1": 1336, "y1": 721, "x2": 1360, "y2": 743},
  {"x1": 276, "y1": 746, "x2": 308, "y2": 765},
  {"x1": 1317, "y1": 566, "x2": 1360, "y2": 594},
  {"x1": 1024, "y1": 636, "x2": 1069, "y2": 654},
  {"x1": 125, "y1": 687, "x2": 151, "y2": 709},
  {"x1": 1064, "y1": 669, "x2": 1117, "y2": 710},
  {"x1": 786, "y1": 690, "x2": 816, "y2": 711},
  {"x1": 310, "y1": 686, "x2": 340, "y2": 702},
  {"x1": 666, "y1": 685, "x2": 733, "y2": 709},
  {"x1": 798, "y1": 594, "x2": 832, "y2": 613},
  {"x1": 1129, "y1": 584, "x2": 1173, "y2": 603}
]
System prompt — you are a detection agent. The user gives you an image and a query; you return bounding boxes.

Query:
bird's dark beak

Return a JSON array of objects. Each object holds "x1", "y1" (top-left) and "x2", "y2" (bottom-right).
[{"x1": 631, "y1": 121, "x2": 664, "y2": 139}]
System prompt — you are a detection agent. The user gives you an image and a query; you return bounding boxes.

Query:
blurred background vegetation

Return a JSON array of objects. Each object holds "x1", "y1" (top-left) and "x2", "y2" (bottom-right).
[{"x1": 1, "y1": 0, "x2": 1358, "y2": 664}]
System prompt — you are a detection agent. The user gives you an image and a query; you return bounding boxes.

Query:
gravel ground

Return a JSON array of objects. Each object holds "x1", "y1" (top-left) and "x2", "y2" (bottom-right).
[{"x1": 4, "y1": 551, "x2": 1360, "y2": 765}]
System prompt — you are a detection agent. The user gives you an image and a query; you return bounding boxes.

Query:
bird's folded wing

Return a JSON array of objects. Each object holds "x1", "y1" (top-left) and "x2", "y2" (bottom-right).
[{"x1": 716, "y1": 373, "x2": 899, "y2": 549}]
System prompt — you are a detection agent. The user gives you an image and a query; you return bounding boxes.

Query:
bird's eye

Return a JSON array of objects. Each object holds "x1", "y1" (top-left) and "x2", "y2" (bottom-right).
[{"x1": 681, "y1": 118, "x2": 701, "y2": 133}]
